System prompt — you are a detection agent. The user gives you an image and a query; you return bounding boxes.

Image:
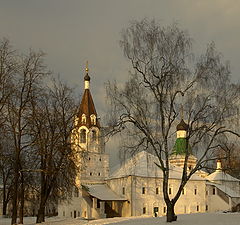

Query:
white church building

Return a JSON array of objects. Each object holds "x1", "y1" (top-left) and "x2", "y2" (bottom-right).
[{"x1": 57, "y1": 67, "x2": 240, "y2": 219}]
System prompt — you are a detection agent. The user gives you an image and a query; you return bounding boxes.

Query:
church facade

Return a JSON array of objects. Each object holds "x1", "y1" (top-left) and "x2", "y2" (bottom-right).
[{"x1": 57, "y1": 67, "x2": 240, "y2": 219}]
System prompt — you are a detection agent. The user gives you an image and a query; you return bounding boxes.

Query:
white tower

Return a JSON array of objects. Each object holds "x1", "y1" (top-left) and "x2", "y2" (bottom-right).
[{"x1": 72, "y1": 62, "x2": 109, "y2": 184}]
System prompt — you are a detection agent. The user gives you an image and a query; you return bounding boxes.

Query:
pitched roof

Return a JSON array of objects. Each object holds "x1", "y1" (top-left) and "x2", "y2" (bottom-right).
[
  {"x1": 207, "y1": 182, "x2": 240, "y2": 198},
  {"x1": 108, "y1": 151, "x2": 204, "y2": 181},
  {"x1": 84, "y1": 184, "x2": 126, "y2": 201},
  {"x1": 206, "y1": 170, "x2": 240, "y2": 182}
]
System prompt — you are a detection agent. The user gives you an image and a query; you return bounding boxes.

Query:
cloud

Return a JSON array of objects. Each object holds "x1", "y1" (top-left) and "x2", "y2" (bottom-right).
[{"x1": 1, "y1": 0, "x2": 239, "y2": 166}]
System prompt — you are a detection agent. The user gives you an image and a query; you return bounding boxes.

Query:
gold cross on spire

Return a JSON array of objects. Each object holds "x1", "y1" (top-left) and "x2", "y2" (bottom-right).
[
  {"x1": 180, "y1": 104, "x2": 183, "y2": 120},
  {"x1": 86, "y1": 61, "x2": 89, "y2": 73}
]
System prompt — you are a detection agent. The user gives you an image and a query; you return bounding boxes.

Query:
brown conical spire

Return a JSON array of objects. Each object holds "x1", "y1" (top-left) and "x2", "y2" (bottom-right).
[{"x1": 77, "y1": 63, "x2": 99, "y2": 128}]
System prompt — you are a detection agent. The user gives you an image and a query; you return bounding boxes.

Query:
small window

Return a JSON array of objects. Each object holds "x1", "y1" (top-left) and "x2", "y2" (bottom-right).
[
  {"x1": 206, "y1": 205, "x2": 208, "y2": 211},
  {"x1": 63, "y1": 211, "x2": 65, "y2": 217},
  {"x1": 213, "y1": 187, "x2": 216, "y2": 195},
  {"x1": 89, "y1": 157, "x2": 91, "y2": 160},
  {"x1": 90, "y1": 172, "x2": 92, "y2": 176},
  {"x1": 98, "y1": 172, "x2": 101, "y2": 176},
  {"x1": 122, "y1": 187, "x2": 125, "y2": 195},
  {"x1": 194, "y1": 188, "x2": 197, "y2": 195},
  {"x1": 197, "y1": 205, "x2": 199, "y2": 212},
  {"x1": 142, "y1": 187, "x2": 145, "y2": 194},
  {"x1": 99, "y1": 158, "x2": 102, "y2": 161},
  {"x1": 206, "y1": 190, "x2": 208, "y2": 195},
  {"x1": 156, "y1": 187, "x2": 159, "y2": 194},
  {"x1": 182, "y1": 189, "x2": 185, "y2": 195},
  {"x1": 163, "y1": 207, "x2": 166, "y2": 213},
  {"x1": 78, "y1": 211, "x2": 80, "y2": 217},
  {"x1": 143, "y1": 207, "x2": 146, "y2": 214},
  {"x1": 169, "y1": 187, "x2": 172, "y2": 195},
  {"x1": 90, "y1": 114, "x2": 96, "y2": 125}
]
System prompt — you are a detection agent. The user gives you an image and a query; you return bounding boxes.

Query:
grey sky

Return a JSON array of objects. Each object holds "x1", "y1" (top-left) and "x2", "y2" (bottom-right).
[
  {"x1": 1, "y1": 0, "x2": 239, "y2": 114},
  {"x1": 1, "y1": 0, "x2": 240, "y2": 166}
]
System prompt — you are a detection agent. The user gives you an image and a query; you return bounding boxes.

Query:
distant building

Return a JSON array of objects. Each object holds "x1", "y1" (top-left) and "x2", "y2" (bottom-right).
[{"x1": 57, "y1": 66, "x2": 240, "y2": 219}]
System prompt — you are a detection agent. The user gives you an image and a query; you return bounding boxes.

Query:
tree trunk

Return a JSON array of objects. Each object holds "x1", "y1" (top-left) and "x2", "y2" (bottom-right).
[
  {"x1": 11, "y1": 164, "x2": 19, "y2": 225},
  {"x1": 36, "y1": 167, "x2": 47, "y2": 224},
  {"x1": 166, "y1": 202, "x2": 177, "y2": 222},
  {"x1": 19, "y1": 172, "x2": 24, "y2": 224},
  {"x1": 2, "y1": 183, "x2": 7, "y2": 216},
  {"x1": 2, "y1": 200, "x2": 7, "y2": 216},
  {"x1": 36, "y1": 198, "x2": 46, "y2": 223}
]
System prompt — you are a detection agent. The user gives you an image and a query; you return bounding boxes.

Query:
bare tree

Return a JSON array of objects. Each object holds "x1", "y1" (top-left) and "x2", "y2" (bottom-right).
[
  {"x1": 0, "y1": 130, "x2": 14, "y2": 216},
  {"x1": 218, "y1": 140, "x2": 240, "y2": 179},
  {"x1": 106, "y1": 19, "x2": 240, "y2": 222},
  {"x1": 28, "y1": 78, "x2": 78, "y2": 223},
  {"x1": 5, "y1": 49, "x2": 49, "y2": 224},
  {"x1": 0, "y1": 38, "x2": 16, "y2": 217},
  {"x1": 0, "y1": 38, "x2": 16, "y2": 124},
  {"x1": 0, "y1": 39, "x2": 79, "y2": 224}
]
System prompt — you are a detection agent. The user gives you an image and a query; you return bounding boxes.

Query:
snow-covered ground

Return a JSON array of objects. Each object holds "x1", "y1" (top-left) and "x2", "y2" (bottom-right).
[{"x1": 1, "y1": 213, "x2": 240, "y2": 225}]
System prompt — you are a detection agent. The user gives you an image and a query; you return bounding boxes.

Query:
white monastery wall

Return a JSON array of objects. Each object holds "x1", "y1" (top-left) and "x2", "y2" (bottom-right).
[
  {"x1": 107, "y1": 176, "x2": 207, "y2": 217},
  {"x1": 106, "y1": 177, "x2": 131, "y2": 217},
  {"x1": 206, "y1": 185, "x2": 230, "y2": 212},
  {"x1": 80, "y1": 152, "x2": 109, "y2": 184}
]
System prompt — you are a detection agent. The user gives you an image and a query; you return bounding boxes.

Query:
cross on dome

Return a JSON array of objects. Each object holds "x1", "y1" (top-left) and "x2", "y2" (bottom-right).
[{"x1": 84, "y1": 61, "x2": 91, "y2": 85}]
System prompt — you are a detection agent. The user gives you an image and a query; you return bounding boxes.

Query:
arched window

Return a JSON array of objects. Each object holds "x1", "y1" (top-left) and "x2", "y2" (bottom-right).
[
  {"x1": 74, "y1": 187, "x2": 79, "y2": 198},
  {"x1": 92, "y1": 130, "x2": 97, "y2": 142},
  {"x1": 82, "y1": 114, "x2": 86, "y2": 124},
  {"x1": 90, "y1": 114, "x2": 96, "y2": 125},
  {"x1": 80, "y1": 129, "x2": 86, "y2": 143}
]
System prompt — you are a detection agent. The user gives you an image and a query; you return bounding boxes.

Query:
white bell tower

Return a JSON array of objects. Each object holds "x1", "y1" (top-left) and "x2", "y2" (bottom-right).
[{"x1": 72, "y1": 62, "x2": 109, "y2": 184}]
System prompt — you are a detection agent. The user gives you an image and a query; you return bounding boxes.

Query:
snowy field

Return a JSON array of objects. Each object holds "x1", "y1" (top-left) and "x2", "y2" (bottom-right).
[{"x1": 1, "y1": 213, "x2": 240, "y2": 225}]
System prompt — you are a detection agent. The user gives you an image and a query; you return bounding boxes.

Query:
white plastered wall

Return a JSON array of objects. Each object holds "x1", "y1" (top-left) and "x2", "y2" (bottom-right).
[{"x1": 107, "y1": 176, "x2": 207, "y2": 217}]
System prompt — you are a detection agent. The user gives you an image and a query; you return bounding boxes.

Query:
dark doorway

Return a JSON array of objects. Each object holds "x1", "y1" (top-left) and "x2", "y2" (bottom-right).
[
  {"x1": 154, "y1": 207, "x2": 159, "y2": 217},
  {"x1": 74, "y1": 210, "x2": 76, "y2": 218},
  {"x1": 105, "y1": 201, "x2": 121, "y2": 218}
]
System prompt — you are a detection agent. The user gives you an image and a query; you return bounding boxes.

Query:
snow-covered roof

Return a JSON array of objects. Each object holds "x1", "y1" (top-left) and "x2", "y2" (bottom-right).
[
  {"x1": 207, "y1": 182, "x2": 240, "y2": 198},
  {"x1": 84, "y1": 184, "x2": 127, "y2": 201},
  {"x1": 195, "y1": 169, "x2": 209, "y2": 178},
  {"x1": 109, "y1": 151, "x2": 204, "y2": 181},
  {"x1": 206, "y1": 170, "x2": 240, "y2": 182}
]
